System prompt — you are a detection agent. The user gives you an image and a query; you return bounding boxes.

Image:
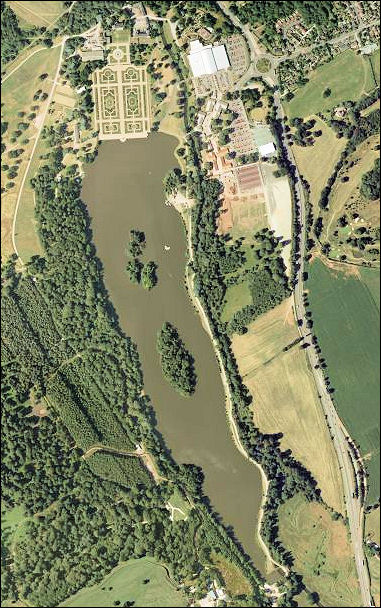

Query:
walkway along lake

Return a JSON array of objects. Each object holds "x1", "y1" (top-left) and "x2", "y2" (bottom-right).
[{"x1": 82, "y1": 133, "x2": 266, "y2": 571}]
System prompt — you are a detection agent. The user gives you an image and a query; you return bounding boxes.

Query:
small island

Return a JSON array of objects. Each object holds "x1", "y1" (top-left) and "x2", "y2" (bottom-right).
[
  {"x1": 156, "y1": 322, "x2": 197, "y2": 397},
  {"x1": 125, "y1": 229, "x2": 157, "y2": 290}
]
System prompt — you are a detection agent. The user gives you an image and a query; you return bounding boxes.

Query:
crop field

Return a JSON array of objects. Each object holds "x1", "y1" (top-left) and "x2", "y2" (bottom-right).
[
  {"x1": 307, "y1": 260, "x2": 380, "y2": 504},
  {"x1": 292, "y1": 116, "x2": 347, "y2": 210},
  {"x1": 232, "y1": 297, "x2": 344, "y2": 513},
  {"x1": 8, "y1": 1, "x2": 65, "y2": 27},
  {"x1": 221, "y1": 280, "x2": 252, "y2": 322},
  {"x1": 279, "y1": 493, "x2": 361, "y2": 606},
  {"x1": 60, "y1": 558, "x2": 186, "y2": 607},
  {"x1": 286, "y1": 50, "x2": 377, "y2": 119}
]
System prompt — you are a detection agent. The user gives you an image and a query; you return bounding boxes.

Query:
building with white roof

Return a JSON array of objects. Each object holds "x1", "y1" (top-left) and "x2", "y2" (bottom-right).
[
  {"x1": 187, "y1": 40, "x2": 230, "y2": 77},
  {"x1": 259, "y1": 142, "x2": 276, "y2": 157}
]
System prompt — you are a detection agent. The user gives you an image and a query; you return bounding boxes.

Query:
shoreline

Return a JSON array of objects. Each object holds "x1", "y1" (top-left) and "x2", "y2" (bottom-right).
[{"x1": 172, "y1": 196, "x2": 287, "y2": 576}]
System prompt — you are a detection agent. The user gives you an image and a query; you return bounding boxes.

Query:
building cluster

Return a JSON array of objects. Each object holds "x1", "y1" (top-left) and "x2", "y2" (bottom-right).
[
  {"x1": 131, "y1": 2, "x2": 150, "y2": 39},
  {"x1": 78, "y1": 25, "x2": 110, "y2": 62},
  {"x1": 187, "y1": 35, "x2": 248, "y2": 97}
]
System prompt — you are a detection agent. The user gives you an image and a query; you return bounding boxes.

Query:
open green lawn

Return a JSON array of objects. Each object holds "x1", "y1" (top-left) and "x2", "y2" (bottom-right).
[
  {"x1": 221, "y1": 280, "x2": 252, "y2": 322},
  {"x1": 286, "y1": 50, "x2": 377, "y2": 118},
  {"x1": 60, "y1": 558, "x2": 186, "y2": 607},
  {"x1": 307, "y1": 260, "x2": 380, "y2": 503}
]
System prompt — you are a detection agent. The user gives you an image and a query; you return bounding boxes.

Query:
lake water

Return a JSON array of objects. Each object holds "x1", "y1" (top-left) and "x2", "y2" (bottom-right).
[{"x1": 82, "y1": 133, "x2": 265, "y2": 570}]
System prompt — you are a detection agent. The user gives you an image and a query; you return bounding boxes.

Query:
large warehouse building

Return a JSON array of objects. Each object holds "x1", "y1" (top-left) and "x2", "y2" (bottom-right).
[{"x1": 187, "y1": 40, "x2": 230, "y2": 77}]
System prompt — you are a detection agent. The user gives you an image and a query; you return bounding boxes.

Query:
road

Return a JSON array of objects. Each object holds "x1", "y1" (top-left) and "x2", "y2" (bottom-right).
[
  {"x1": 216, "y1": 3, "x2": 374, "y2": 604},
  {"x1": 273, "y1": 93, "x2": 373, "y2": 608}
]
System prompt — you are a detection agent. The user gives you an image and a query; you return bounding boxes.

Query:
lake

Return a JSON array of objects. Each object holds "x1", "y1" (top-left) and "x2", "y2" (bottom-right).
[{"x1": 82, "y1": 133, "x2": 266, "y2": 570}]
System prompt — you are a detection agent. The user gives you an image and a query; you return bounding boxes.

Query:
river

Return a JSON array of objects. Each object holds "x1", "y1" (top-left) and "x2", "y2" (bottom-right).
[{"x1": 82, "y1": 133, "x2": 265, "y2": 571}]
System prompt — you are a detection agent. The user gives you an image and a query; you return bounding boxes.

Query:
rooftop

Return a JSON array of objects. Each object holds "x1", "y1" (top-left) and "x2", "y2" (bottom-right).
[{"x1": 187, "y1": 40, "x2": 230, "y2": 77}]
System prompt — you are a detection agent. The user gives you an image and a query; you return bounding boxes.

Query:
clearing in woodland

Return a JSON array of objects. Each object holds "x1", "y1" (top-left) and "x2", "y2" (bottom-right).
[
  {"x1": 232, "y1": 297, "x2": 344, "y2": 513},
  {"x1": 59, "y1": 558, "x2": 186, "y2": 607}
]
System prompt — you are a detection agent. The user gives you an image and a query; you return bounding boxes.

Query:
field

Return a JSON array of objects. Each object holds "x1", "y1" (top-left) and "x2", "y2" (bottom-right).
[
  {"x1": 232, "y1": 297, "x2": 344, "y2": 513},
  {"x1": 370, "y1": 49, "x2": 380, "y2": 86},
  {"x1": 229, "y1": 195, "x2": 268, "y2": 240},
  {"x1": 292, "y1": 116, "x2": 347, "y2": 210},
  {"x1": 368, "y1": 554, "x2": 380, "y2": 607},
  {"x1": 1, "y1": 44, "x2": 61, "y2": 260},
  {"x1": 324, "y1": 135, "x2": 379, "y2": 244},
  {"x1": 8, "y1": 1, "x2": 65, "y2": 28},
  {"x1": 221, "y1": 280, "x2": 252, "y2": 322},
  {"x1": 286, "y1": 50, "x2": 377, "y2": 119},
  {"x1": 307, "y1": 260, "x2": 380, "y2": 504},
  {"x1": 365, "y1": 507, "x2": 380, "y2": 545},
  {"x1": 278, "y1": 493, "x2": 361, "y2": 607},
  {"x1": 60, "y1": 558, "x2": 186, "y2": 607},
  {"x1": 212, "y1": 553, "x2": 252, "y2": 597}
]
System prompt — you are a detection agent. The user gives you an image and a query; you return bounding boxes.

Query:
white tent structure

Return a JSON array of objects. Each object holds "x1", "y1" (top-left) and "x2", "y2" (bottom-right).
[
  {"x1": 259, "y1": 142, "x2": 276, "y2": 157},
  {"x1": 187, "y1": 40, "x2": 230, "y2": 77}
]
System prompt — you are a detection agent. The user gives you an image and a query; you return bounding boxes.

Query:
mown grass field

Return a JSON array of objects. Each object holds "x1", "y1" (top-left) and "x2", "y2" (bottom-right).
[
  {"x1": 1, "y1": 44, "x2": 60, "y2": 260},
  {"x1": 221, "y1": 280, "x2": 252, "y2": 322},
  {"x1": 307, "y1": 260, "x2": 380, "y2": 504},
  {"x1": 286, "y1": 50, "x2": 377, "y2": 119},
  {"x1": 8, "y1": 1, "x2": 65, "y2": 28},
  {"x1": 60, "y1": 558, "x2": 186, "y2": 607},
  {"x1": 278, "y1": 493, "x2": 361, "y2": 607},
  {"x1": 292, "y1": 116, "x2": 347, "y2": 210},
  {"x1": 232, "y1": 297, "x2": 344, "y2": 513}
]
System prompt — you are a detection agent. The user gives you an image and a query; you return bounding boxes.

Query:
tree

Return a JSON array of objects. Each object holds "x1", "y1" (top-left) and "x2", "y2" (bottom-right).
[
  {"x1": 141, "y1": 261, "x2": 157, "y2": 290},
  {"x1": 323, "y1": 88, "x2": 331, "y2": 98}
]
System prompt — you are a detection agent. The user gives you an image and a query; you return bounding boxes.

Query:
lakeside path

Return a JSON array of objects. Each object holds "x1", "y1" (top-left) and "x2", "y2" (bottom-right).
[{"x1": 171, "y1": 196, "x2": 287, "y2": 576}]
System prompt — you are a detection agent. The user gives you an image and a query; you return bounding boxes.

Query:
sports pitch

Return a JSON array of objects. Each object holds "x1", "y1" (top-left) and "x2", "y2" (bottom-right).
[{"x1": 93, "y1": 44, "x2": 151, "y2": 141}]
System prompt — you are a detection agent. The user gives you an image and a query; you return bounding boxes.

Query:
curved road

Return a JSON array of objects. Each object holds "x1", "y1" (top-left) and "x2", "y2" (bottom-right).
[
  {"x1": 273, "y1": 93, "x2": 373, "y2": 608},
  {"x1": 217, "y1": 2, "x2": 373, "y2": 604}
]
